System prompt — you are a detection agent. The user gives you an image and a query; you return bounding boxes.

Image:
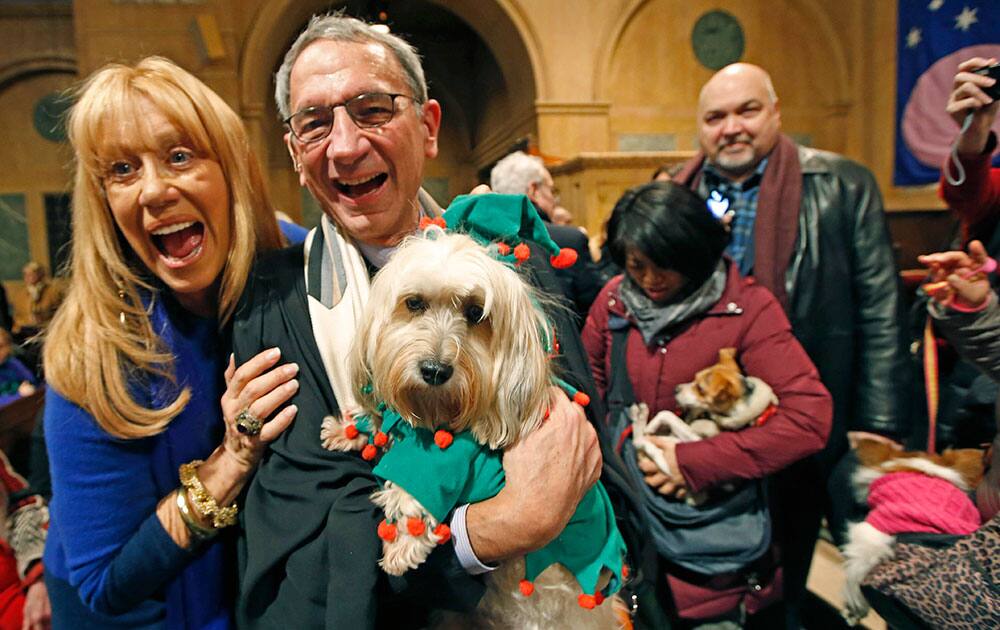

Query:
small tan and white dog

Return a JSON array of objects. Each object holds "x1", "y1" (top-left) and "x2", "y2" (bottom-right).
[
  {"x1": 323, "y1": 231, "x2": 625, "y2": 629},
  {"x1": 632, "y1": 348, "x2": 778, "y2": 503},
  {"x1": 840, "y1": 437, "x2": 986, "y2": 624}
]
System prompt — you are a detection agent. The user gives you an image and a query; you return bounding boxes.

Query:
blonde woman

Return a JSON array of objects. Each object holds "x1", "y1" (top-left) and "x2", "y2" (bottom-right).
[{"x1": 42, "y1": 57, "x2": 293, "y2": 629}]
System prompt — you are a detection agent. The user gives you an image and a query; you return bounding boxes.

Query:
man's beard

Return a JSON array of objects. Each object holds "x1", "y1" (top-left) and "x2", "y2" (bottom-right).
[{"x1": 712, "y1": 141, "x2": 759, "y2": 178}]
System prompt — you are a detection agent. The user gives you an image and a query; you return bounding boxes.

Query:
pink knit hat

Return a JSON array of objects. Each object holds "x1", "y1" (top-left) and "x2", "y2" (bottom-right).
[{"x1": 866, "y1": 471, "x2": 981, "y2": 536}]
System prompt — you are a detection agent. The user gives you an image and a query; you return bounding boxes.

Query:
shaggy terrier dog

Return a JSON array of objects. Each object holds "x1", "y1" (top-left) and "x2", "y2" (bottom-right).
[{"x1": 324, "y1": 230, "x2": 626, "y2": 629}]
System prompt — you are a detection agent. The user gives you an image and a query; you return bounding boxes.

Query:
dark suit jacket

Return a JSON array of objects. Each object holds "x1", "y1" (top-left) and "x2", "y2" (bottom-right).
[
  {"x1": 545, "y1": 222, "x2": 602, "y2": 326},
  {"x1": 230, "y1": 238, "x2": 642, "y2": 629}
]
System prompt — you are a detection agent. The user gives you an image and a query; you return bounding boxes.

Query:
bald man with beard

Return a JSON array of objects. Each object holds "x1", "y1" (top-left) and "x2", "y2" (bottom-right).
[{"x1": 674, "y1": 63, "x2": 910, "y2": 628}]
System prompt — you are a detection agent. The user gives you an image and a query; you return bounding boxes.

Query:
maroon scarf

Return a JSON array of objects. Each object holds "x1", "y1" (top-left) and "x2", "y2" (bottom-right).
[{"x1": 674, "y1": 134, "x2": 802, "y2": 311}]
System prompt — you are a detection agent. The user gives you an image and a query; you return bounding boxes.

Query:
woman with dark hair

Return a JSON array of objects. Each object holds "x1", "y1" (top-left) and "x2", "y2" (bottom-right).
[{"x1": 582, "y1": 181, "x2": 832, "y2": 627}]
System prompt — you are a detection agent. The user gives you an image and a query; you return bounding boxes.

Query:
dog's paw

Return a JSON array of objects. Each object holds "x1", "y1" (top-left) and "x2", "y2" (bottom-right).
[
  {"x1": 626, "y1": 403, "x2": 649, "y2": 427},
  {"x1": 379, "y1": 525, "x2": 437, "y2": 575},
  {"x1": 319, "y1": 415, "x2": 369, "y2": 451},
  {"x1": 840, "y1": 594, "x2": 869, "y2": 626},
  {"x1": 372, "y1": 483, "x2": 442, "y2": 575}
]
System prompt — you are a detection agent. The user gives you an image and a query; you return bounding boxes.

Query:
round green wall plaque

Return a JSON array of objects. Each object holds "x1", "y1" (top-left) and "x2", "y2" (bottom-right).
[
  {"x1": 691, "y1": 10, "x2": 745, "y2": 71},
  {"x1": 33, "y1": 92, "x2": 71, "y2": 143}
]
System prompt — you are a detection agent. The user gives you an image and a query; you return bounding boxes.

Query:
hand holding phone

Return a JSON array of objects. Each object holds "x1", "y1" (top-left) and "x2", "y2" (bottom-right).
[{"x1": 972, "y1": 63, "x2": 1000, "y2": 101}]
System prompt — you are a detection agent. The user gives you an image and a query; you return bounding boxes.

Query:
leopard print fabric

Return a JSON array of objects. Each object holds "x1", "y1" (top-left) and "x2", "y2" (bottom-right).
[{"x1": 863, "y1": 512, "x2": 1000, "y2": 629}]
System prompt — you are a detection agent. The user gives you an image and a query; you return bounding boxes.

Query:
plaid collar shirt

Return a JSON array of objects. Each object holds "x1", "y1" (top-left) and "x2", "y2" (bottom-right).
[{"x1": 701, "y1": 157, "x2": 769, "y2": 276}]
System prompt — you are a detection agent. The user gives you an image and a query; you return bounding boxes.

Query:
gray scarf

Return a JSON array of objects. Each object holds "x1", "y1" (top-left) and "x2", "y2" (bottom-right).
[{"x1": 619, "y1": 261, "x2": 727, "y2": 345}]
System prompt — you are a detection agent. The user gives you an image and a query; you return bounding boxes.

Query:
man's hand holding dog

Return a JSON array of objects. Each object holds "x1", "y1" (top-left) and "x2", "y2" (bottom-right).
[
  {"x1": 466, "y1": 387, "x2": 600, "y2": 563},
  {"x1": 638, "y1": 436, "x2": 689, "y2": 499}
]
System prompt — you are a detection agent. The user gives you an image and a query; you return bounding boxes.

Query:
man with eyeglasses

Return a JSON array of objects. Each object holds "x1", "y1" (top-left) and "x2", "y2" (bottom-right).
[
  {"x1": 491, "y1": 151, "x2": 601, "y2": 324},
  {"x1": 230, "y1": 14, "x2": 609, "y2": 629}
]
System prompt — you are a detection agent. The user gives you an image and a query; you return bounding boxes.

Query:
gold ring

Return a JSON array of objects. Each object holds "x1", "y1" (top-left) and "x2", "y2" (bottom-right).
[{"x1": 235, "y1": 408, "x2": 263, "y2": 436}]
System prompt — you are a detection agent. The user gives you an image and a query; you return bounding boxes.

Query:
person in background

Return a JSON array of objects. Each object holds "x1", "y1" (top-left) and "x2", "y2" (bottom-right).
[
  {"x1": 490, "y1": 151, "x2": 601, "y2": 322},
  {"x1": 583, "y1": 181, "x2": 831, "y2": 628},
  {"x1": 941, "y1": 56, "x2": 999, "y2": 238},
  {"x1": 674, "y1": 62, "x2": 909, "y2": 627},
  {"x1": 41, "y1": 56, "x2": 293, "y2": 629},
  {"x1": 0, "y1": 284, "x2": 12, "y2": 334},
  {"x1": 0, "y1": 329, "x2": 34, "y2": 409},
  {"x1": 13, "y1": 264, "x2": 61, "y2": 340},
  {"x1": 550, "y1": 205, "x2": 574, "y2": 226},
  {"x1": 274, "y1": 211, "x2": 310, "y2": 244},
  {"x1": 0, "y1": 449, "x2": 49, "y2": 630}
]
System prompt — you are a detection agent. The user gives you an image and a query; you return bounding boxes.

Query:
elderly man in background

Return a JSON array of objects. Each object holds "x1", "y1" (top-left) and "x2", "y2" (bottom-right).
[
  {"x1": 230, "y1": 14, "x2": 611, "y2": 629},
  {"x1": 13, "y1": 263, "x2": 61, "y2": 338},
  {"x1": 491, "y1": 151, "x2": 601, "y2": 322},
  {"x1": 674, "y1": 62, "x2": 910, "y2": 628}
]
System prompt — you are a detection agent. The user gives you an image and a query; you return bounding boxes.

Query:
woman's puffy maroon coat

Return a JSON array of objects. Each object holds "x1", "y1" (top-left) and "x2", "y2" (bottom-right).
[{"x1": 582, "y1": 263, "x2": 833, "y2": 618}]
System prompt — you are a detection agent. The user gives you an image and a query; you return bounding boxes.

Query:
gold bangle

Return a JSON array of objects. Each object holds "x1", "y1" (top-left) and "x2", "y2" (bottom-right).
[
  {"x1": 178, "y1": 460, "x2": 239, "y2": 529},
  {"x1": 175, "y1": 489, "x2": 216, "y2": 543}
]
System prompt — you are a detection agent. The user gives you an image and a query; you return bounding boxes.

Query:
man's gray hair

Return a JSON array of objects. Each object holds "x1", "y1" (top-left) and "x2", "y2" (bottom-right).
[
  {"x1": 490, "y1": 151, "x2": 548, "y2": 195},
  {"x1": 274, "y1": 13, "x2": 428, "y2": 121}
]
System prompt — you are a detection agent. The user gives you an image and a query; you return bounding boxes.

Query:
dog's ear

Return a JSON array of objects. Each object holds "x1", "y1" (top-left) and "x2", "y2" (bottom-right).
[
  {"x1": 854, "y1": 439, "x2": 895, "y2": 468},
  {"x1": 717, "y1": 347, "x2": 739, "y2": 371},
  {"x1": 703, "y1": 370, "x2": 742, "y2": 411},
  {"x1": 940, "y1": 448, "x2": 987, "y2": 488},
  {"x1": 478, "y1": 265, "x2": 550, "y2": 449}
]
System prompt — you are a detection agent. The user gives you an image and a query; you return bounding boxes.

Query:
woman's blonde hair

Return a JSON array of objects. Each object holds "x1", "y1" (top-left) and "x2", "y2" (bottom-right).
[{"x1": 44, "y1": 56, "x2": 283, "y2": 439}]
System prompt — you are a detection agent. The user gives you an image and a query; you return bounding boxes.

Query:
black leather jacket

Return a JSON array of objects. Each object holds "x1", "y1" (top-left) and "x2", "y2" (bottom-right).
[{"x1": 782, "y1": 146, "x2": 910, "y2": 463}]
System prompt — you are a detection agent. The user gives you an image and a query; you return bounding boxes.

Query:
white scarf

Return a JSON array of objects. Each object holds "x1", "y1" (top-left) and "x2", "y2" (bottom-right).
[
  {"x1": 305, "y1": 217, "x2": 371, "y2": 421},
  {"x1": 306, "y1": 190, "x2": 442, "y2": 423}
]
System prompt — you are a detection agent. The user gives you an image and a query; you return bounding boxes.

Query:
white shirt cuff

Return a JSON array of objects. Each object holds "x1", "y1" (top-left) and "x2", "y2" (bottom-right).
[{"x1": 450, "y1": 504, "x2": 497, "y2": 575}]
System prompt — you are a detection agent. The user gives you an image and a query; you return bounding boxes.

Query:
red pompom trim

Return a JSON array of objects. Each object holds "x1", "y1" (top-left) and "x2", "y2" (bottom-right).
[
  {"x1": 573, "y1": 391, "x2": 591, "y2": 406},
  {"x1": 550, "y1": 247, "x2": 578, "y2": 269},
  {"x1": 514, "y1": 243, "x2": 530, "y2": 263},
  {"x1": 362, "y1": 444, "x2": 377, "y2": 460},
  {"x1": 434, "y1": 430, "x2": 454, "y2": 449},
  {"x1": 344, "y1": 423, "x2": 359, "y2": 439},
  {"x1": 496, "y1": 242, "x2": 511, "y2": 255},
  {"x1": 519, "y1": 580, "x2": 535, "y2": 596},
  {"x1": 433, "y1": 523, "x2": 451, "y2": 544},
  {"x1": 407, "y1": 517, "x2": 426, "y2": 536},
  {"x1": 578, "y1": 594, "x2": 597, "y2": 609},
  {"x1": 622, "y1": 563, "x2": 630, "y2": 579},
  {"x1": 419, "y1": 216, "x2": 447, "y2": 230},
  {"x1": 595, "y1": 592, "x2": 605, "y2": 606},
  {"x1": 373, "y1": 431, "x2": 388, "y2": 447},
  {"x1": 377, "y1": 519, "x2": 397, "y2": 542}
]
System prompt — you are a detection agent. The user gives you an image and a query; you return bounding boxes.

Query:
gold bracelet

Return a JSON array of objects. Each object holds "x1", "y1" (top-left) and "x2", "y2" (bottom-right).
[
  {"x1": 178, "y1": 460, "x2": 239, "y2": 529},
  {"x1": 175, "y1": 489, "x2": 217, "y2": 543}
]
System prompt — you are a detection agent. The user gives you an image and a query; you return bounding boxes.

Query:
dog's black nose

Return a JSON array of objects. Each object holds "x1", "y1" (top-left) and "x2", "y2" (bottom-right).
[{"x1": 419, "y1": 360, "x2": 453, "y2": 385}]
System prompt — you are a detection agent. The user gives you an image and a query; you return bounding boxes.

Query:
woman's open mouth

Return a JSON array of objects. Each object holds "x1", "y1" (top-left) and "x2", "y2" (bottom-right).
[
  {"x1": 151, "y1": 220, "x2": 205, "y2": 265},
  {"x1": 335, "y1": 173, "x2": 388, "y2": 199}
]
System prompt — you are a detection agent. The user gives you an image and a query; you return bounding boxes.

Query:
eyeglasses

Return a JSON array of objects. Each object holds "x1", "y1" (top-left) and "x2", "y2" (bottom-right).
[{"x1": 284, "y1": 92, "x2": 419, "y2": 143}]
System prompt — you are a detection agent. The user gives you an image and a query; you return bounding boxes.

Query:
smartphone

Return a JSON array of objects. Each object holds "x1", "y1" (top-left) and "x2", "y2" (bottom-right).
[{"x1": 973, "y1": 63, "x2": 1000, "y2": 100}]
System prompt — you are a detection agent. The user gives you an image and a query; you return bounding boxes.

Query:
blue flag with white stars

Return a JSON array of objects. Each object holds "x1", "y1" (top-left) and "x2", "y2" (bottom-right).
[{"x1": 896, "y1": 0, "x2": 1000, "y2": 186}]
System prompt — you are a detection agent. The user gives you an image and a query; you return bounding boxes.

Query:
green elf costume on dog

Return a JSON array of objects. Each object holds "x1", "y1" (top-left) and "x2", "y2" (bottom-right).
[{"x1": 351, "y1": 194, "x2": 628, "y2": 607}]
